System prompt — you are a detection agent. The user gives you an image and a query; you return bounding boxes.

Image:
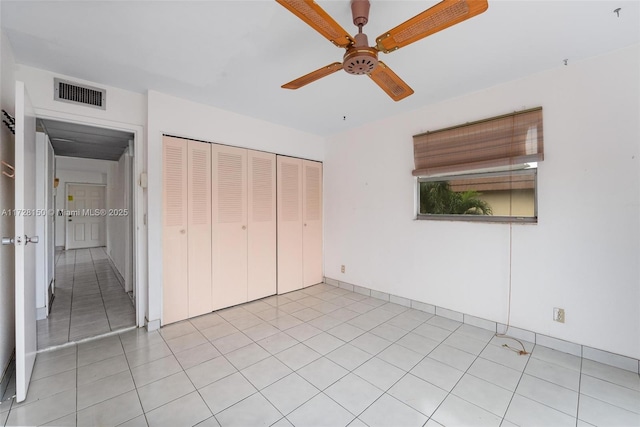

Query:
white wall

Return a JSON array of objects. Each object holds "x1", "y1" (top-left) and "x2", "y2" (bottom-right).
[
  {"x1": 146, "y1": 91, "x2": 325, "y2": 328},
  {"x1": 0, "y1": 30, "x2": 16, "y2": 384},
  {"x1": 54, "y1": 156, "x2": 111, "y2": 247},
  {"x1": 15, "y1": 65, "x2": 146, "y2": 127},
  {"x1": 324, "y1": 45, "x2": 640, "y2": 360}
]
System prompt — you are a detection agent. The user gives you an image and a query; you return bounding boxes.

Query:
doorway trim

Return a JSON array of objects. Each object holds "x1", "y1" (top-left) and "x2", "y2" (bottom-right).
[{"x1": 33, "y1": 110, "x2": 146, "y2": 328}]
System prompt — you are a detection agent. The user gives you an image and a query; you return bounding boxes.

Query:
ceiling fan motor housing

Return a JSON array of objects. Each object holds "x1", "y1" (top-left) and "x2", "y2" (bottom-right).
[
  {"x1": 343, "y1": 33, "x2": 378, "y2": 75},
  {"x1": 351, "y1": 0, "x2": 370, "y2": 27}
]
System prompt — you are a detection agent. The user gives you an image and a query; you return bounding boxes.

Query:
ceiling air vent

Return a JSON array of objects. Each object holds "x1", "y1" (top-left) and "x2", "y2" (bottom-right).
[{"x1": 54, "y1": 78, "x2": 106, "y2": 110}]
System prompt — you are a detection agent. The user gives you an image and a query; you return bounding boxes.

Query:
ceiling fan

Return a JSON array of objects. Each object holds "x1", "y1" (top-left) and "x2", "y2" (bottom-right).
[{"x1": 276, "y1": 0, "x2": 488, "y2": 101}]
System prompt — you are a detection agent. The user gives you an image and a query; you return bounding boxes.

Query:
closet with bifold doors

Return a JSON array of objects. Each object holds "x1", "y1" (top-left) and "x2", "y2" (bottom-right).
[
  {"x1": 163, "y1": 135, "x2": 289, "y2": 325},
  {"x1": 276, "y1": 156, "x2": 323, "y2": 294},
  {"x1": 211, "y1": 145, "x2": 277, "y2": 311},
  {"x1": 162, "y1": 137, "x2": 212, "y2": 324}
]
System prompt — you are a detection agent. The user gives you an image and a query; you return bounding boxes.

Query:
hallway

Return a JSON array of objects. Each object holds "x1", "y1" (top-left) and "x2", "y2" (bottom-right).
[{"x1": 36, "y1": 248, "x2": 136, "y2": 349}]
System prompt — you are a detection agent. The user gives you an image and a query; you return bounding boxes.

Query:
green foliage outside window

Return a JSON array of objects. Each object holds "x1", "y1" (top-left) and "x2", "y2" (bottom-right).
[{"x1": 419, "y1": 181, "x2": 493, "y2": 215}]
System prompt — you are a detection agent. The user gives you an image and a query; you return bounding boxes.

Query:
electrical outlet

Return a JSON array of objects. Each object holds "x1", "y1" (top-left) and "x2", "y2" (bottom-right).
[
  {"x1": 553, "y1": 307, "x2": 565, "y2": 323},
  {"x1": 340, "y1": 265, "x2": 345, "y2": 274}
]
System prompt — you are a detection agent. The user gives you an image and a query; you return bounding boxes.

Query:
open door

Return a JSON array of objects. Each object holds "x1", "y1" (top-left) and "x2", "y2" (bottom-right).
[{"x1": 14, "y1": 81, "x2": 38, "y2": 402}]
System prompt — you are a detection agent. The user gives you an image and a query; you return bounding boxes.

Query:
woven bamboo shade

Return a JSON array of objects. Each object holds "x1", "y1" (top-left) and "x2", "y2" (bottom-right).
[{"x1": 413, "y1": 107, "x2": 544, "y2": 177}]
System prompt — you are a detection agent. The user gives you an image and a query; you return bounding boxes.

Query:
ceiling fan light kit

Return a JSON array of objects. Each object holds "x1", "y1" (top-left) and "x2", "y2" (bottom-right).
[{"x1": 276, "y1": 0, "x2": 488, "y2": 101}]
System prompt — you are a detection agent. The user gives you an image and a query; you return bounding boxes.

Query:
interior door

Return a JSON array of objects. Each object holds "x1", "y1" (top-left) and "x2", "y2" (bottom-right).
[
  {"x1": 187, "y1": 140, "x2": 212, "y2": 317},
  {"x1": 14, "y1": 81, "x2": 38, "y2": 402},
  {"x1": 303, "y1": 160, "x2": 323, "y2": 287},
  {"x1": 212, "y1": 144, "x2": 248, "y2": 310},
  {"x1": 276, "y1": 156, "x2": 303, "y2": 294},
  {"x1": 65, "y1": 184, "x2": 106, "y2": 249},
  {"x1": 247, "y1": 150, "x2": 276, "y2": 300},
  {"x1": 162, "y1": 137, "x2": 189, "y2": 324}
]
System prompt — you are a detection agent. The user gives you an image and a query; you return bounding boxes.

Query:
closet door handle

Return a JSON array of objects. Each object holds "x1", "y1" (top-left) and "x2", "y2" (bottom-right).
[
  {"x1": 180, "y1": 229, "x2": 186, "y2": 234},
  {"x1": 242, "y1": 225, "x2": 246, "y2": 230}
]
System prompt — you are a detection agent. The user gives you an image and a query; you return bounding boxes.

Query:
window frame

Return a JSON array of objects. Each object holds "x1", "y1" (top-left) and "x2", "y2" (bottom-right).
[{"x1": 416, "y1": 167, "x2": 538, "y2": 223}]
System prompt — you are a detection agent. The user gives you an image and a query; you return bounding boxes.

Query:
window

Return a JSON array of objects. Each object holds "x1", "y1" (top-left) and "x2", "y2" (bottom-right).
[{"x1": 413, "y1": 108, "x2": 543, "y2": 222}]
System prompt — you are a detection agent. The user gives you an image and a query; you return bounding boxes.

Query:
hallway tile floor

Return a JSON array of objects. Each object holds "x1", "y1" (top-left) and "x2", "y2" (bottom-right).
[
  {"x1": 3, "y1": 283, "x2": 639, "y2": 426},
  {"x1": 37, "y1": 248, "x2": 136, "y2": 349}
]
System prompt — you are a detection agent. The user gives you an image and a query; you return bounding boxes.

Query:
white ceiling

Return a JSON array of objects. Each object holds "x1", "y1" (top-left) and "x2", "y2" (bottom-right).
[{"x1": 2, "y1": 1, "x2": 639, "y2": 137}]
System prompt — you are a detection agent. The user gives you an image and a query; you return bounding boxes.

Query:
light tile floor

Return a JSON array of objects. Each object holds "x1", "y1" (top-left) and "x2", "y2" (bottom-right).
[
  {"x1": 3, "y1": 283, "x2": 639, "y2": 426},
  {"x1": 37, "y1": 248, "x2": 136, "y2": 349}
]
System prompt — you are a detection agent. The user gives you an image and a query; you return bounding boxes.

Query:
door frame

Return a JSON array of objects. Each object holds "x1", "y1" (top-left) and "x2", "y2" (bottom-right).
[
  {"x1": 33, "y1": 111, "x2": 146, "y2": 328},
  {"x1": 64, "y1": 183, "x2": 107, "y2": 250},
  {"x1": 14, "y1": 80, "x2": 38, "y2": 402}
]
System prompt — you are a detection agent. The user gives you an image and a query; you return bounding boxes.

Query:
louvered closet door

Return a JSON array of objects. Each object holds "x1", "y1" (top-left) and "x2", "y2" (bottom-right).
[
  {"x1": 188, "y1": 141, "x2": 212, "y2": 317},
  {"x1": 303, "y1": 160, "x2": 323, "y2": 287},
  {"x1": 162, "y1": 136, "x2": 189, "y2": 324},
  {"x1": 212, "y1": 144, "x2": 248, "y2": 310},
  {"x1": 248, "y1": 150, "x2": 276, "y2": 300},
  {"x1": 277, "y1": 156, "x2": 303, "y2": 294}
]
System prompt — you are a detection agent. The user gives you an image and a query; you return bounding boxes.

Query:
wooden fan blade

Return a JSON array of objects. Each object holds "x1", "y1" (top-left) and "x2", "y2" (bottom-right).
[
  {"x1": 375, "y1": 0, "x2": 488, "y2": 53},
  {"x1": 282, "y1": 62, "x2": 343, "y2": 89},
  {"x1": 276, "y1": 0, "x2": 354, "y2": 48},
  {"x1": 368, "y1": 62, "x2": 414, "y2": 101}
]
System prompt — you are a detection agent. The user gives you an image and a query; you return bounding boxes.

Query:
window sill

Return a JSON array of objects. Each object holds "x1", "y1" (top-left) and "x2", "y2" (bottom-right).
[{"x1": 416, "y1": 214, "x2": 537, "y2": 224}]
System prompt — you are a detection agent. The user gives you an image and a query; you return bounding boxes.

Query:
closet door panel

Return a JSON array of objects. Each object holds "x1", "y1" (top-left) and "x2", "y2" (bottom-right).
[
  {"x1": 212, "y1": 144, "x2": 248, "y2": 310},
  {"x1": 277, "y1": 156, "x2": 303, "y2": 294},
  {"x1": 248, "y1": 150, "x2": 276, "y2": 300},
  {"x1": 162, "y1": 136, "x2": 189, "y2": 324},
  {"x1": 303, "y1": 160, "x2": 323, "y2": 287},
  {"x1": 188, "y1": 141, "x2": 212, "y2": 317}
]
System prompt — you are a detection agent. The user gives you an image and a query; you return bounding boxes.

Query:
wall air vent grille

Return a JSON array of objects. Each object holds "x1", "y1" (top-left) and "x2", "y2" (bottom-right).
[{"x1": 54, "y1": 78, "x2": 106, "y2": 110}]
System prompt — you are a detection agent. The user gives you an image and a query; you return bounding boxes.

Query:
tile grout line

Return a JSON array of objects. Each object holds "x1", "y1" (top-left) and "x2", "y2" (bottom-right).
[
  {"x1": 331, "y1": 311, "x2": 442, "y2": 425},
  {"x1": 279, "y1": 299, "x2": 451, "y2": 425},
  {"x1": 66, "y1": 249, "x2": 77, "y2": 343},
  {"x1": 325, "y1": 282, "x2": 609, "y2": 424},
  {"x1": 74, "y1": 333, "x2": 79, "y2": 427},
  {"x1": 12, "y1": 283, "x2": 635, "y2": 427},
  {"x1": 298, "y1": 290, "x2": 465, "y2": 424},
  {"x1": 117, "y1": 333, "x2": 149, "y2": 427},
  {"x1": 227, "y1": 301, "x2": 330, "y2": 423},
  {"x1": 575, "y1": 346, "x2": 584, "y2": 427},
  {"x1": 192, "y1": 289, "x2": 376, "y2": 424},
  {"x1": 89, "y1": 248, "x2": 114, "y2": 332},
  {"x1": 160, "y1": 323, "x2": 235, "y2": 426},
  {"x1": 372, "y1": 321, "x2": 484, "y2": 425},
  {"x1": 329, "y1": 280, "x2": 640, "y2": 376},
  {"x1": 499, "y1": 340, "x2": 535, "y2": 426}
]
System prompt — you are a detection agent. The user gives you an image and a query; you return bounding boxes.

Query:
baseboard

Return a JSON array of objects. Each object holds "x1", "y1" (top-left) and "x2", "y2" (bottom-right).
[
  {"x1": 105, "y1": 252, "x2": 126, "y2": 289},
  {"x1": 324, "y1": 277, "x2": 640, "y2": 374}
]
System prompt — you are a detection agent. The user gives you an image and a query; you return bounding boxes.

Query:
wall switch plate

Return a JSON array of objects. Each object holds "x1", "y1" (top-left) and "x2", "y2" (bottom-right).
[
  {"x1": 553, "y1": 307, "x2": 565, "y2": 323},
  {"x1": 341, "y1": 265, "x2": 345, "y2": 273}
]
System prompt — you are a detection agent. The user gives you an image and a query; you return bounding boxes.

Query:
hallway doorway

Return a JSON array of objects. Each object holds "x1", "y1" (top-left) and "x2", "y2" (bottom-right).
[
  {"x1": 37, "y1": 247, "x2": 135, "y2": 349},
  {"x1": 35, "y1": 118, "x2": 140, "y2": 349}
]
